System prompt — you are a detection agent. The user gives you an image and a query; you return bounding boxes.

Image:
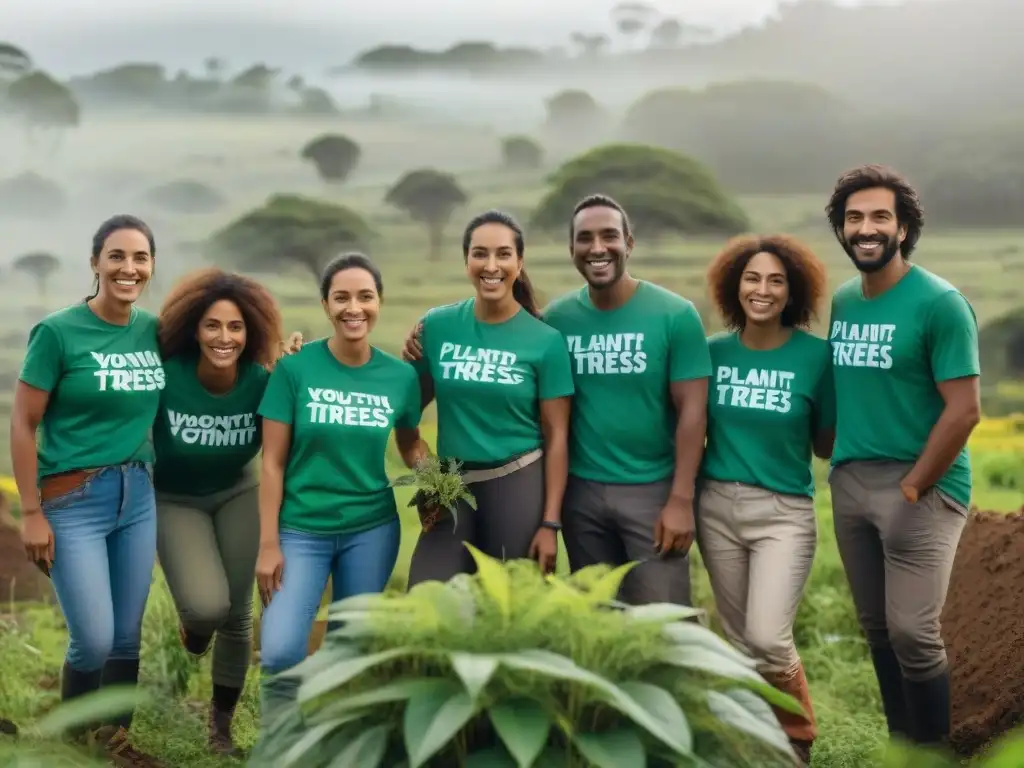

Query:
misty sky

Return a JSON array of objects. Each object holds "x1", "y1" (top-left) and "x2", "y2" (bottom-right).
[{"x1": 5, "y1": 0, "x2": 932, "y2": 76}]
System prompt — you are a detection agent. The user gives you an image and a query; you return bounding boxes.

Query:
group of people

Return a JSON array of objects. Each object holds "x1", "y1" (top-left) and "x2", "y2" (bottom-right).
[{"x1": 11, "y1": 162, "x2": 980, "y2": 767}]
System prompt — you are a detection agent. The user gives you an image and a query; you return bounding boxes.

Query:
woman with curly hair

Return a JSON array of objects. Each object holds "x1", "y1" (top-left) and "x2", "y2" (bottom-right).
[
  {"x1": 152, "y1": 268, "x2": 298, "y2": 756},
  {"x1": 698, "y1": 234, "x2": 833, "y2": 766}
]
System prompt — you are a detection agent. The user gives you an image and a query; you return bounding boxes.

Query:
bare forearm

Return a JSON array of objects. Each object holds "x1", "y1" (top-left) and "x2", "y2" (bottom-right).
[
  {"x1": 258, "y1": 464, "x2": 284, "y2": 548},
  {"x1": 10, "y1": 420, "x2": 41, "y2": 514},
  {"x1": 399, "y1": 437, "x2": 430, "y2": 469},
  {"x1": 905, "y1": 405, "x2": 981, "y2": 491},
  {"x1": 669, "y1": 409, "x2": 706, "y2": 503},
  {"x1": 542, "y1": 433, "x2": 568, "y2": 524}
]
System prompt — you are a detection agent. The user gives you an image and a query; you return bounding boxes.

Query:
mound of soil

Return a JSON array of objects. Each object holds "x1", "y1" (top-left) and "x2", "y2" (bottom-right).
[
  {"x1": 943, "y1": 509, "x2": 1024, "y2": 756},
  {"x1": 0, "y1": 517, "x2": 52, "y2": 603}
]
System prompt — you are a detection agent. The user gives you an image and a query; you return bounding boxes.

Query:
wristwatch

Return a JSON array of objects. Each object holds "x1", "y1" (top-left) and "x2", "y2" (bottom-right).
[{"x1": 540, "y1": 520, "x2": 562, "y2": 532}]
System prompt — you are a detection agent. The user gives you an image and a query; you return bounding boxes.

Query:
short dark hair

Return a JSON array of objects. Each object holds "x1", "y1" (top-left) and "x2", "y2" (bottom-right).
[
  {"x1": 158, "y1": 268, "x2": 284, "y2": 367},
  {"x1": 88, "y1": 214, "x2": 156, "y2": 300},
  {"x1": 462, "y1": 209, "x2": 540, "y2": 318},
  {"x1": 319, "y1": 252, "x2": 383, "y2": 301},
  {"x1": 825, "y1": 164, "x2": 924, "y2": 258},
  {"x1": 569, "y1": 194, "x2": 632, "y2": 242},
  {"x1": 706, "y1": 234, "x2": 828, "y2": 331}
]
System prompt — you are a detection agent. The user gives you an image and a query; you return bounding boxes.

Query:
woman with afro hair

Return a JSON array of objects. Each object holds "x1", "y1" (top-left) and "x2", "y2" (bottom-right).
[
  {"x1": 152, "y1": 268, "x2": 300, "y2": 757},
  {"x1": 697, "y1": 234, "x2": 834, "y2": 766}
]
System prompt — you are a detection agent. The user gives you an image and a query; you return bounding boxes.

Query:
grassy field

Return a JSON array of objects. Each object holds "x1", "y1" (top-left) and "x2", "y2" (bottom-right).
[{"x1": 0, "y1": 114, "x2": 1022, "y2": 766}]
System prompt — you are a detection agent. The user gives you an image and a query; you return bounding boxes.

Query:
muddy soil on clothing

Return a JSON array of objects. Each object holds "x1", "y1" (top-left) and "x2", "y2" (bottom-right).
[
  {"x1": 943, "y1": 509, "x2": 1024, "y2": 756},
  {"x1": 0, "y1": 516, "x2": 53, "y2": 603}
]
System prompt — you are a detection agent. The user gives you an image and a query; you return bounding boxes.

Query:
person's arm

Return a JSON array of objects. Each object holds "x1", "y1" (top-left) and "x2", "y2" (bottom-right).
[
  {"x1": 537, "y1": 333, "x2": 575, "y2": 525},
  {"x1": 395, "y1": 368, "x2": 430, "y2": 468},
  {"x1": 902, "y1": 292, "x2": 982, "y2": 498},
  {"x1": 259, "y1": 419, "x2": 290, "y2": 550},
  {"x1": 667, "y1": 304, "x2": 712, "y2": 506},
  {"x1": 812, "y1": 351, "x2": 836, "y2": 460}
]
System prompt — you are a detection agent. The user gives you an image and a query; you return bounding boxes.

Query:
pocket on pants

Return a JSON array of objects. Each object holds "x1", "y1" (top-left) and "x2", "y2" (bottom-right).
[{"x1": 41, "y1": 471, "x2": 99, "y2": 512}]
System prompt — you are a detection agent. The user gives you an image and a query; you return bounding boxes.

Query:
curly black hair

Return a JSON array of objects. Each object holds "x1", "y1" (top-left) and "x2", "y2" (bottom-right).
[
  {"x1": 825, "y1": 163, "x2": 924, "y2": 258},
  {"x1": 706, "y1": 234, "x2": 828, "y2": 330}
]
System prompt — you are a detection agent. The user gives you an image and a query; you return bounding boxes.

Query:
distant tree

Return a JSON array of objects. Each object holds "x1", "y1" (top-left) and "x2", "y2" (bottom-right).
[
  {"x1": 530, "y1": 143, "x2": 750, "y2": 239},
  {"x1": 501, "y1": 136, "x2": 544, "y2": 170},
  {"x1": 612, "y1": 2, "x2": 658, "y2": 46},
  {"x1": 545, "y1": 89, "x2": 603, "y2": 132},
  {"x1": 286, "y1": 74, "x2": 305, "y2": 92},
  {"x1": 203, "y1": 56, "x2": 225, "y2": 81},
  {"x1": 384, "y1": 169, "x2": 469, "y2": 261},
  {"x1": 568, "y1": 32, "x2": 611, "y2": 57},
  {"x1": 649, "y1": 18, "x2": 684, "y2": 48},
  {"x1": 0, "y1": 173, "x2": 67, "y2": 219},
  {"x1": 0, "y1": 43, "x2": 32, "y2": 81},
  {"x1": 301, "y1": 135, "x2": 361, "y2": 184},
  {"x1": 13, "y1": 251, "x2": 60, "y2": 298},
  {"x1": 144, "y1": 179, "x2": 226, "y2": 214},
  {"x1": 207, "y1": 194, "x2": 375, "y2": 282},
  {"x1": 295, "y1": 87, "x2": 338, "y2": 116},
  {"x1": 6, "y1": 72, "x2": 80, "y2": 153},
  {"x1": 231, "y1": 64, "x2": 278, "y2": 91}
]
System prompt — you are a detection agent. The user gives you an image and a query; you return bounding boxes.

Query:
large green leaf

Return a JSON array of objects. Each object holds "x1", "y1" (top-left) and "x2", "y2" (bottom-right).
[
  {"x1": 464, "y1": 747, "x2": 519, "y2": 768},
  {"x1": 574, "y1": 727, "x2": 647, "y2": 767},
  {"x1": 661, "y1": 621, "x2": 758, "y2": 668},
  {"x1": 465, "y1": 543, "x2": 511, "y2": 621},
  {"x1": 706, "y1": 689, "x2": 793, "y2": 755},
  {"x1": 311, "y1": 678, "x2": 442, "y2": 722},
  {"x1": 495, "y1": 649, "x2": 690, "y2": 756},
  {"x1": 325, "y1": 723, "x2": 390, "y2": 768},
  {"x1": 279, "y1": 714, "x2": 367, "y2": 767},
  {"x1": 450, "y1": 652, "x2": 499, "y2": 700},
  {"x1": 285, "y1": 641, "x2": 363, "y2": 681},
  {"x1": 624, "y1": 603, "x2": 704, "y2": 623},
  {"x1": 298, "y1": 647, "x2": 415, "y2": 702},
  {"x1": 403, "y1": 679, "x2": 478, "y2": 768},
  {"x1": 617, "y1": 681, "x2": 692, "y2": 752},
  {"x1": 657, "y1": 645, "x2": 764, "y2": 684},
  {"x1": 583, "y1": 561, "x2": 639, "y2": 603},
  {"x1": 35, "y1": 686, "x2": 151, "y2": 738},
  {"x1": 488, "y1": 697, "x2": 553, "y2": 767}
]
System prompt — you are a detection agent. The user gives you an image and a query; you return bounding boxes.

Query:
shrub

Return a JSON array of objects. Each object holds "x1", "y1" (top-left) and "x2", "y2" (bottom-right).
[
  {"x1": 530, "y1": 143, "x2": 750, "y2": 239},
  {"x1": 0, "y1": 172, "x2": 66, "y2": 218},
  {"x1": 206, "y1": 193, "x2": 375, "y2": 281},
  {"x1": 301, "y1": 134, "x2": 362, "y2": 184},
  {"x1": 143, "y1": 179, "x2": 225, "y2": 214},
  {"x1": 384, "y1": 169, "x2": 468, "y2": 261},
  {"x1": 249, "y1": 547, "x2": 805, "y2": 767},
  {"x1": 544, "y1": 89, "x2": 602, "y2": 132},
  {"x1": 501, "y1": 136, "x2": 544, "y2": 170}
]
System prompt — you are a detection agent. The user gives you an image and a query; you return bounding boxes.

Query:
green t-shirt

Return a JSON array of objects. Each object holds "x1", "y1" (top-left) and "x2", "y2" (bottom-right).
[
  {"x1": 828, "y1": 264, "x2": 980, "y2": 506},
  {"x1": 152, "y1": 355, "x2": 269, "y2": 496},
  {"x1": 411, "y1": 299, "x2": 574, "y2": 465},
  {"x1": 257, "y1": 340, "x2": 421, "y2": 534},
  {"x1": 700, "y1": 330, "x2": 834, "y2": 498},
  {"x1": 542, "y1": 281, "x2": 712, "y2": 484},
  {"x1": 18, "y1": 302, "x2": 165, "y2": 480}
]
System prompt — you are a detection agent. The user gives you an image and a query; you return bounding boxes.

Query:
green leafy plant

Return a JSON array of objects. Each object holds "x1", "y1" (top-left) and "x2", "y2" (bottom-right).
[
  {"x1": 248, "y1": 545, "x2": 808, "y2": 767},
  {"x1": 391, "y1": 454, "x2": 477, "y2": 531}
]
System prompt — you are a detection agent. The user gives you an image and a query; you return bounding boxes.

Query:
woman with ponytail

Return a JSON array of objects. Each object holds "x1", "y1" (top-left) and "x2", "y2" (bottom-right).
[{"x1": 404, "y1": 210, "x2": 574, "y2": 584}]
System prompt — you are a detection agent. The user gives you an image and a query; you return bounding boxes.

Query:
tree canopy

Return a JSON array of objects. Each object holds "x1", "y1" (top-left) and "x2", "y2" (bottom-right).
[
  {"x1": 13, "y1": 252, "x2": 60, "y2": 297},
  {"x1": 501, "y1": 136, "x2": 544, "y2": 170},
  {"x1": 301, "y1": 134, "x2": 362, "y2": 183},
  {"x1": 384, "y1": 169, "x2": 469, "y2": 261},
  {"x1": 530, "y1": 143, "x2": 750, "y2": 238},
  {"x1": 206, "y1": 194, "x2": 375, "y2": 281}
]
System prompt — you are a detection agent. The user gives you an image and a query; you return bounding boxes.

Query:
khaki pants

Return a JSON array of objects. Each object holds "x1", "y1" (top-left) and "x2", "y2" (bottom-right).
[
  {"x1": 829, "y1": 460, "x2": 967, "y2": 681},
  {"x1": 696, "y1": 479, "x2": 817, "y2": 674}
]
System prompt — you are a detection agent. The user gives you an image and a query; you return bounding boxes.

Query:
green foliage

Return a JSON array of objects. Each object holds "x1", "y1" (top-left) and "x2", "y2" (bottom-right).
[
  {"x1": 143, "y1": 179, "x2": 226, "y2": 214},
  {"x1": 301, "y1": 134, "x2": 362, "y2": 183},
  {"x1": 391, "y1": 454, "x2": 477, "y2": 526},
  {"x1": 12, "y1": 252, "x2": 60, "y2": 298},
  {"x1": 501, "y1": 135, "x2": 544, "y2": 170},
  {"x1": 881, "y1": 728, "x2": 1024, "y2": 767},
  {"x1": 544, "y1": 89, "x2": 602, "y2": 132},
  {"x1": 0, "y1": 42, "x2": 32, "y2": 80},
  {"x1": 0, "y1": 172, "x2": 67, "y2": 219},
  {"x1": 352, "y1": 42, "x2": 545, "y2": 73},
  {"x1": 531, "y1": 143, "x2": 750, "y2": 238},
  {"x1": 207, "y1": 193, "x2": 376, "y2": 281},
  {"x1": 249, "y1": 547, "x2": 803, "y2": 768},
  {"x1": 6, "y1": 71, "x2": 80, "y2": 130},
  {"x1": 385, "y1": 169, "x2": 469, "y2": 260}
]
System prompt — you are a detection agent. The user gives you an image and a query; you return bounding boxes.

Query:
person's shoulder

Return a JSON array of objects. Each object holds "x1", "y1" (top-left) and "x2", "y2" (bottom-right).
[
  {"x1": 241, "y1": 358, "x2": 271, "y2": 388},
  {"x1": 424, "y1": 298, "x2": 472, "y2": 325},
  {"x1": 276, "y1": 338, "x2": 325, "y2": 372},
  {"x1": 910, "y1": 265, "x2": 967, "y2": 301},
  {"x1": 541, "y1": 288, "x2": 585, "y2": 321},
  {"x1": 372, "y1": 346, "x2": 417, "y2": 377},
  {"x1": 831, "y1": 276, "x2": 861, "y2": 304},
  {"x1": 793, "y1": 328, "x2": 832, "y2": 358},
  {"x1": 706, "y1": 330, "x2": 736, "y2": 349},
  {"x1": 134, "y1": 306, "x2": 160, "y2": 325},
  {"x1": 35, "y1": 302, "x2": 89, "y2": 331},
  {"x1": 640, "y1": 281, "x2": 699, "y2": 314}
]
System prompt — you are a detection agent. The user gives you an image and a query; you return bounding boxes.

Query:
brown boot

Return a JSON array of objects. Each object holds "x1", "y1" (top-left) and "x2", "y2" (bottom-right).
[
  {"x1": 763, "y1": 663, "x2": 817, "y2": 766},
  {"x1": 209, "y1": 702, "x2": 243, "y2": 758},
  {"x1": 88, "y1": 725, "x2": 167, "y2": 768}
]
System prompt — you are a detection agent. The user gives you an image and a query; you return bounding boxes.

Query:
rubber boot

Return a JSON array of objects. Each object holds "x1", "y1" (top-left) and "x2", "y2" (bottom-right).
[
  {"x1": 762, "y1": 663, "x2": 817, "y2": 766},
  {"x1": 869, "y1": 646, "x2": 911, "y2": 739},
  {"x1": 903, "y1": 669, "x2": 952, "y2": 749},
  {"x1": 60, "y1": 663, "x2": 104, "y2": 740},
  {"x1": 100, "y1": 658, "x2": 141, "y2": 731},
  {"x1": 209, "y1": 700, "x2": 244, "y2": 758}
]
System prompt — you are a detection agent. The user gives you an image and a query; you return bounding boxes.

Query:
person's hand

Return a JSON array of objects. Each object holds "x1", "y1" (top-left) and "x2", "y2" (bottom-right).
[
  {"x1": 900, "y1": 481, "x2": 920, "y2": 504},
  {"x1": 20, "y1": 508, "x2": 54, "y2": 571},
  {"x1": 654, "y1": 495, "x2": 695, "y2": 556},
  {"x1": 282, "y1": 332, "x2": 304, "y2": 356},
  {"x1": 528, "y1": 526, "x2": 558, "y2": 574},
  {"x1": 400, "y1": 322, "x2": 424, "y2": 362},
  {"x1": 256, "y1": 543, "x2": 284, "y2": 607}
]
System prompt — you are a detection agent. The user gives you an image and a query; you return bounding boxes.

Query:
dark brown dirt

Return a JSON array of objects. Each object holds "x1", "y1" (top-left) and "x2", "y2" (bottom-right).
[
  {"x1": 0, "y1": 517, "x2": 53, "y2": 603},
  {"x1": 943, "y1": 508, "x2": 1024, "y2": 756}
]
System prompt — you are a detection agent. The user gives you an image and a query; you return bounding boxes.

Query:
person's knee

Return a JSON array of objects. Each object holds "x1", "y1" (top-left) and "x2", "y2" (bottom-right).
[
  {"x1": 179, "y1": 595, "x2": 232, "y2": 637},
  {"x1": 888, "y1": 616, "x2": 947, "y2": 680},
  {"x1": 259, "y1": 618, "x2": 310, "y2": 675},
  {"x1": 66, "y1": 622, "x2": 115, "y2": 672},
  {"x1": 620, "y1": 557, "x2": 692, "y2": 606},
  {"x1": 745, "y1": 624, "x2": 798, "y2": 673}
]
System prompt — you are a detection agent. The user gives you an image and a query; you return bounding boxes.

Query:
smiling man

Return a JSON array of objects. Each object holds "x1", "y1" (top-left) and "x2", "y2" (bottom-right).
[
  {"x1": 824, "y1": 165, "x2": 981, "y2": 749},
  {"x1": 541, "y1": 194, "x2": 711, "y2": 606}
]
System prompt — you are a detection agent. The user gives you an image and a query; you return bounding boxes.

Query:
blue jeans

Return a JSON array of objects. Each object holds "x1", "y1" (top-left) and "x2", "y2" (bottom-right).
[
  {"x1": 259, "y1": 517, "x2": 400, "y2": 721},
  {"x1": 44, "y1": 462, "x2": 157, "y2": 673}
]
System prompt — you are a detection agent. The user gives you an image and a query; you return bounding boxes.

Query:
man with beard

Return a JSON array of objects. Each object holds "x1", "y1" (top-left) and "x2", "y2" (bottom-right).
[
  {"x1": 539, "y1": 194, "x2": 711, "y2": 606},
  {"x1": 824, "y1": 165, "x2": 981, "y2": 748}
]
